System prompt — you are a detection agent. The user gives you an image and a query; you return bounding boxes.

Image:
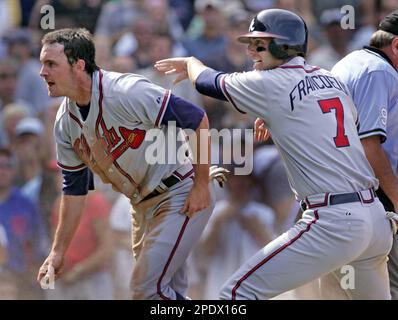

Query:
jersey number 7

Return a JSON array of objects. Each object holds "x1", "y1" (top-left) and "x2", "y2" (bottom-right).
[{"x1": 318, "y1": 97, "x2": 350, "y2": 148}]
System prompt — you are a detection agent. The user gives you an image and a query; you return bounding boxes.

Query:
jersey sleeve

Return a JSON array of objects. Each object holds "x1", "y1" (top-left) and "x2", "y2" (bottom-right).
[
  {"x1": 120, "y1": 77, "x2": 171, "y2": 128},
  {"x1": 353, "y1": 71, "x2": 390, "y2": 143},
  {"x1": 54, "y1": 100, "x2": 87, "y2": 171},
  {"x1": 219, "y1": 71, "x2": 266, "y2": 115}
]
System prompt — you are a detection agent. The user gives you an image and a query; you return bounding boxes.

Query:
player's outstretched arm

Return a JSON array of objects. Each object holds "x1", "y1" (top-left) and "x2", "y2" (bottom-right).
[
  {"x1": 37, "y1": 194, "x2": 87, "y2": 284},
  {"x1": 155, "y1": 57, "x2": 209, "y2": 86}
]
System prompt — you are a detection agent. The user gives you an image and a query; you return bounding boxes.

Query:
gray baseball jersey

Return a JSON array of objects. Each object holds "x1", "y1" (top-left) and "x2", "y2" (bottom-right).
[
  {"x1": 54, "y1": 69, "x2": 214, "y2": 300},
  {"x1": 55, "y1": 70, "x2": 192, "y2": 204},
  {"x1": 207, "y1": 57, "x2": 393, "y2": 300},
  {"x1": 220, "y1": 56, "x2": 378, "y2": 200}
]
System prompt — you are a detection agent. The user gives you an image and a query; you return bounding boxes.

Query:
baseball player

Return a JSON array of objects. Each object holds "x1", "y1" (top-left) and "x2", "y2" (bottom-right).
[
  {"x1": 332, "y1": 10, "x2": 398, "y2": 298},
  {"x1": 155, "y1": 9, "x2": 394, "y2": 299},
  {"x1": 36, "y1": 28, "x2": 223, "y2": 300}
]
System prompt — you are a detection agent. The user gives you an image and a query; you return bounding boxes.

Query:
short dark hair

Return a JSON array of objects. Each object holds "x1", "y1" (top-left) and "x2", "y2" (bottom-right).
[{"x1": 42, "y1": 28, "x2": 99, "y2": 75}]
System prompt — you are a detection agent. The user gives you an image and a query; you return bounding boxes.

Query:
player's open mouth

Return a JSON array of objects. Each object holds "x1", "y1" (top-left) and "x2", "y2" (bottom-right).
[{"x1": 47, "y1": 81, "x2": 55, "y2": 87}]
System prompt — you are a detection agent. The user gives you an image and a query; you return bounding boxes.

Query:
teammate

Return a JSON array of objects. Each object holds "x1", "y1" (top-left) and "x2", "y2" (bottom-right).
[
  {"x1": 332, "y1": 10, "x2": 398, "y2": 299},
  {"x1": 155, "y1": 9, "x2": 394, "y2": 299},
  {"x1": 36, "y1": 28, "x2": 219, "y2": 300}
]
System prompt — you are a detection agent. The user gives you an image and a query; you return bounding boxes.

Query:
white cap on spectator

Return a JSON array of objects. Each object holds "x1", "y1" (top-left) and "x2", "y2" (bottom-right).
[
  {"x1": 320, "y1": 8, "x2": 342, "y2": 26},
  {"x1": 15, "y1": 117, "x2": 44, "y2": 136},
  {"x1": 195, "y1": 0, "x2": 224, "y2": 12}
]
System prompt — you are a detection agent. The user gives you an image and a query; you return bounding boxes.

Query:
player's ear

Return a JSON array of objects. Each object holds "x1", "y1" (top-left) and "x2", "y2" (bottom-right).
[
  {"x1": 75, "y1": 59, "x2": 86, "y2": 72},
  {"x1": 392, "y1": 37, "x2": 398, "y2": 52}
]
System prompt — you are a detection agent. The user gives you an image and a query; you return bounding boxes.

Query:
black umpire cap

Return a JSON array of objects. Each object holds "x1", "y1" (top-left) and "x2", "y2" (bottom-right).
[{"x1": 379, "y1": 10, "x2": 398, "y2": 36}]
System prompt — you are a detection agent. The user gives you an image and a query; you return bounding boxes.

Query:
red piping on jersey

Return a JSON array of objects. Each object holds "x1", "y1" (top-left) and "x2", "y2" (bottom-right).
[
  {"x1": 230, "y1": 210, "x2": 319, "y2": 300},
  {"x1": 279, "y1": 65, "x2": 320, "y2": 73},
  {"x1": 157, "y1": 216, "x2": 190, "y2": 300},
  {"x1": 95, "y1": 70, "x2": 104, "y2": 139},
  {"x1": 57, "y1": 162, "x2": 86, "y2": 171},
  {"x1": 155, "y1": 90, "x2": 171, "y2": 127},
  {"x1": 173, "y1": 168, "x2": 194, "y2": 181},
  {"x1": 95, "y1": 69, "x2": 139, "y2": 188},
  {"x1": 68, "y1": 111, "x2": 83, "y2": 128},
  {"x1": 220, "y1": 75, "x2": 246, "y2": 114}
]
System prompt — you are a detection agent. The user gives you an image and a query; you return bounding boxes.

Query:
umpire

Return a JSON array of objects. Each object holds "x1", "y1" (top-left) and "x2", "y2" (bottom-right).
[{"x1": 332, "y1": 10, "x2": 398, "y2": 298}]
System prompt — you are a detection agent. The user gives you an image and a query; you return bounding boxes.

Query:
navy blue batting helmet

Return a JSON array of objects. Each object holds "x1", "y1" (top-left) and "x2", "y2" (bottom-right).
[{"x1": 237, "y1": 9, "x2": 308, "y2": 59}]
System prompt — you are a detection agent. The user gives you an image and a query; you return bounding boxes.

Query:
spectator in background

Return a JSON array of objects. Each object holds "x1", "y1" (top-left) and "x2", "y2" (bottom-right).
[
  {"x1": 308, "y1": 8, "x2": 352, "y2": 70},
  {"x1": 190, "y1": 167, "x2": 275, "y2": 299},
  {"x1": 0, "y1": 58, "x2": 27, "y2": 111},
  {"x1": 137, "y1": 32, "x2": 202, "y2": 106},
  {"x1": 129, "y1": 18, "x2": 156, "y2": 69},
  {"x1": 4, "y1": 28, "x2": 50, "y2": 118},
  {"x1": 13, "y1": 116, "x2": 60, "y2": 238},
  {"x1": 0, "y1": 148, "x2": 48, "y2": 299},
  {"x1": 215, "y1": 10, "x2": 253, "y2": 73},
  {"x1": 252, "y1": 144, "x2": 298, "y2": 235},
  {"x1": 183, "y1": 0, "x2": 228, "y2": 70},
  {"x1": 0, "y1": 102, "x2": 29, "y2": 148},
  {"x1": 141, "y1": 0, "x2": 184, "y2": 43},
  {"x1": 30, "y1": 0, "x2": 103, "y2": 32},
  {"x1": 109, "y1": 55, "x2": 136, "y2": 74},
  {"x1": 14, "y1": 117, "x2": 45, "y2": 205},
  {"x1": 0, "y1": 222, "x2": 18, "y2": 299},
  {"x1": 95, "y1": 0, "x2": 144, "y2": 39},
  {"x1": 0, "y1": 57, "x2": 32, "y2": 147},
  {"x1": 169, "y1": 0, "x2": 196, "y2": 31}
]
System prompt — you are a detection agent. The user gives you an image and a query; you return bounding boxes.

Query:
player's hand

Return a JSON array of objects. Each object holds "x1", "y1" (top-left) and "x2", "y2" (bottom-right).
[
  {"x1": 254, "y1": 118, "x2": 271, "y2": 142},
  {"x1": 37, "y1": 251, "x2": 64, "y2": 286},
  {"x1": 154, "y1": 58, "x2": 189, "y2": 85},
  {"x1": 180, "y1": 181, "x2": 211, "y2": 218}
]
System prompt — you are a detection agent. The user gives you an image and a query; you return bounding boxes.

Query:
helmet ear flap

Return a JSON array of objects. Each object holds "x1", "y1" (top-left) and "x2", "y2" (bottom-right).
[{"x1": 268, "y1": 40, "x2": 289, "y2": 60}]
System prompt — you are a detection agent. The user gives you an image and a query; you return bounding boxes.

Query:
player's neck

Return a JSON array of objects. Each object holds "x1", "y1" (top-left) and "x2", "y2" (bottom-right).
[{"x1": 73, "y1": 72, "x2": 93, "y2": 106}]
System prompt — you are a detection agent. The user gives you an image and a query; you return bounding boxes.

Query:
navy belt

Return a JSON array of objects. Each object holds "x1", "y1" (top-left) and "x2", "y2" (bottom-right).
[
  {"x1": 300, "y1": 188, "x2": 376, "y2": 211},
  {"x1": 142, "y1": 175, "x2": 182, "y2": 202}
]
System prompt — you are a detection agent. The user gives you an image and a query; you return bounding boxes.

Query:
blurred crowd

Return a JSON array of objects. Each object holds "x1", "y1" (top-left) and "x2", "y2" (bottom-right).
[{"x1": 0, "y1": 0, "x2": 396, "y2": 300}]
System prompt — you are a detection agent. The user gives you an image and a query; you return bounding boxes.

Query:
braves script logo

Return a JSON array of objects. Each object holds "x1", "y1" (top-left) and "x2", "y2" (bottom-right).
[{"x1": 73, "y1": 127, "x2": 146, "y2": 170}]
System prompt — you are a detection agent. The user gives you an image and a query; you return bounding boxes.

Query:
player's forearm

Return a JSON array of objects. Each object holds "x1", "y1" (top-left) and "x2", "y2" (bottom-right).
[
  {"x1": 51, "y1": 194, "x2": 87, "y2": 255},
  {"x1": 192, "y1": 114, "x2": 210, "y2": 186},
  {"x1": 186, "y1": 56, "x2": 210, "y2": 85},
  {"x1": 361, "y1": 136, "x2": 398, "y2": 209}
]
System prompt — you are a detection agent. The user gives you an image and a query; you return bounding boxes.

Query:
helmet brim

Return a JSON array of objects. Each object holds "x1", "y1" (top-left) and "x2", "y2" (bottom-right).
[{"x1": 237, "y1": 31, "x2": 289, "y2": 43}]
